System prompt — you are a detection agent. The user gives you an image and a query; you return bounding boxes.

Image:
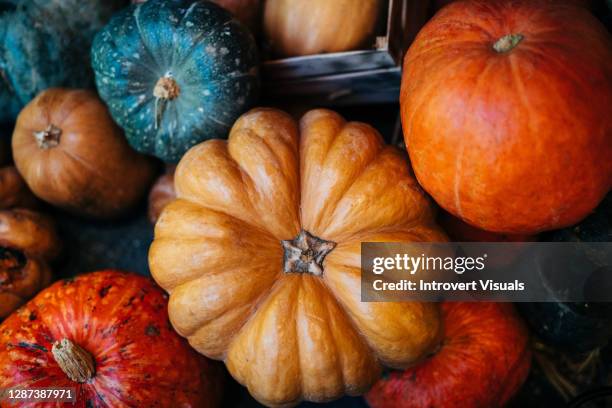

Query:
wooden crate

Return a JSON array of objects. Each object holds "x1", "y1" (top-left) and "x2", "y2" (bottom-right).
[{"x1": 261, "y1": 0, "x2": 431, "y2": 106}]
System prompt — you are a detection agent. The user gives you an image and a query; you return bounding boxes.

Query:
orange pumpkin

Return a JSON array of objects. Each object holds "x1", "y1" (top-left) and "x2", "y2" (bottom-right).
[
  {"x1": 148, "y1": 164, "x2": 176, "y2": 224},
  {"x1": 0, "y1": 209, "x2": 61, "y2": 319},
  {"x1": 12, "y1": 88, "x2": 157, "y2": 219},
  {"x1": 0, "y1": 270, "x2": 224, "y2": 407},
  {"x1": 401, "y1": 0, "x2": 612, "y2": 234},
  {"x1": 149, "y1": 108, "x2": 446, "y2": 406},
  {"x1": 264, "y1": 0, "x2": 383, "y2": 57}
]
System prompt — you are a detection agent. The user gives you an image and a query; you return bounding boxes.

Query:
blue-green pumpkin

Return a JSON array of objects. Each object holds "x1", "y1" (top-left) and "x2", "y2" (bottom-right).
[
  {"x1": 91, "y1": 0, "x2": 260, "y2": 162},
  {"x1": 0, "y1": 0, "x2": 127, "y2": 123}
]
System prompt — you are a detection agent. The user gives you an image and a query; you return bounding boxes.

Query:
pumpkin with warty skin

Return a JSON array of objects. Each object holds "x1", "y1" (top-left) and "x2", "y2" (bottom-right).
[
  {"x1": 92, "y1": 0, "x2": 260, "y2": 162},
  {"x1": 264, "y1": 0, "x2": 382, "y2": 57},
  {"x1": 0, "y1": 0, "x2": 126, "y2": 123},
  {"x1": 12, "y1": 88, "x2": 157, "y2": 219},
  {"x1": 0, "y1": 270, "x2": 224, "y2": 407},
  {"x1": 149, "y1": 108, "x2": 446, "y2": 407},
  {"x1": 401, "y1": 0, "x2": 612, "y2": 234},
  {"x1": 0, "y1": 209, "x2": 60, "y2": 319},
  {"x1": 366, "y1": 302, "x2": 532, "y2": 408}
]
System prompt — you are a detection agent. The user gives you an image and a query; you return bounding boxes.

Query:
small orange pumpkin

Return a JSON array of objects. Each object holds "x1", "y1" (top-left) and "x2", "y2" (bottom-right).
[
  {"x1": 0, "y1": 209, "x2": 61, "y2": 319},
  {"x1": 148, "y1": 165, "x2": 176, "y2": 224},
  {"x1": 12, "y1": 88, "x2": 157, "y2": 219},
  {"x1": 149, "y1": 108, "x2": 446, "y2": 406}
]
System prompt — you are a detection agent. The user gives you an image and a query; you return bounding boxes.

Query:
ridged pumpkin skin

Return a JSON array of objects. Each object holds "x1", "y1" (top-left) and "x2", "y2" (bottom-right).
[
  {"x1": 401, "y1": 0, "x2": 612, "y2": 234},
  {"x1": 366, "y1": 302, "x2": 532, "y2": 408},
  {"x1": 149, "y1": 108, "x2": 446, "y2": 407},
  {"x1": 264, "y1": 0, "x2": 382, "y2": 57},
  {"x1": 0, "y1": 270, "x2": 223, "y2": 407},
  {"x1": 0, "y1": 0, "x2": 126, "y2": 123},
  {"x1": 12, "y1": 88, "x2": 157, "y2": 219},
  {"x1": 92, "y1": 0, "x2": 260, "y2": 162}
]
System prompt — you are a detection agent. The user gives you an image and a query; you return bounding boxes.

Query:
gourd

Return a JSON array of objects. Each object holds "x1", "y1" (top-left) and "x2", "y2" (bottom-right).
[
  {"x1": 367, "y1": 302, "x2": 532, "y2": 408},
  {"x1": 12, "y1": 88, "x2": 157, "y2": 219},
  {"x1": 264, "y1": 0, "x2": 382, "y2": 57},
  {"x1": 0, "y1": 270, "x2": 224, "y2": 406},
  {"x1": 0, "y1": 0, "x2": 126, "y2": 123},
  {"x1": 92, "y1": 0, "x2": 260, "y2": 162},
  {"x1": 401, "y1": 0, "x2": 612, "y2": 234},
  {"x1": 148, "y1": 164, "x2": 176, "y2": 224},
  {"x1": 0, "y1": 209, "x2": 60, "y2": 319},
  {"x1": 131, "y1": 0, "x2": 262, "y2": 34},
  {"x1": 149, "y1": 108, "x2": 446, "y2": 406}
]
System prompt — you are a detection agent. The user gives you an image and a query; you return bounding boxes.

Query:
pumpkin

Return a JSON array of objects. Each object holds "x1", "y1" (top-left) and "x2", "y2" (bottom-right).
[
  {"x1": 0, "y1": 209, "x2": 60, "y2": 319},
  {"x1": 132, "y1": 0, "x2": 262, "y2": 34},
  {"x1": 148, "y1": 164, "x2": 176, "y2": 224},
  {"x1": 0, "y1": 165, "x2": 39, "y2": 210},
  {"x1": 149, "y1": 108, "x2": 446, "y2": 406},
  {"x1": 439, "y1": 211, "x2": 536, "y2": 243},
  {"x1": 0, "y1": 0, "x2": 126, "y2": 123},
  {"x1": 92, "y1": 0, "x2": 260, "y2": 163},
  {"x1": 0, "y1": 270, "x2": 224, "y2": 407},
  {"x1": 401, "y1": 0, "x2": 612, "y2": 234},
  {"x1": 366, "y1": 302, "x2": 532, "y2": 408},
  {"x1": 264, "y1": 0, "x2": 383, "y2": 57},
  {"x1": 12, "y1": 88, "x2": 157, "y2": 219}
]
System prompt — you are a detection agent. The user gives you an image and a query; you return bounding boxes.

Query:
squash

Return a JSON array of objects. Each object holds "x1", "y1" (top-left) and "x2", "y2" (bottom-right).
[
  {"x1": 0, "y1": 209, "x2": 60, "y2": 319},
  {"x1": 0, "y1": 165, "x2": 39, "y2": 210},
  {"x1": 12, "y1": 88, "x2": 157, "y2": 219},
  {"x1": 131, "y1": 0, "x2": 262, "y2": 34},
  {"x1": 0, "y1": 0, "x2": 126, "y2": 123},
  {"x1": 92, "y1": 0, "x2": 260, "y2": 162},
  {"x1": 401, "y1": 0, "x2": 612, "y2": 234},
  {"x1": 148, "y1": 164, "x2": 176, "y2": 224},
  {"x1": 366, "y1": 302, "x2": 532, "y2": 408},
  {"x1": 149, "y1": 108, "x2": 446, "y2": 406},
  {"x1": 0, "y1": 270, "x2": 224, "y2": 407},
  {"x1": 264, "y1": 0, "x2": 383, "y2": 57}
]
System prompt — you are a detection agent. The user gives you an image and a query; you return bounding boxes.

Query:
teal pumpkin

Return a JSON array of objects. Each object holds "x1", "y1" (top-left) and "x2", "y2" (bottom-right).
[
  {"x1": 91, "y1": 0, "x2": 260, "y2": 162},
  {"x1": 0, "y1": 0, "x2": 126, "y2": 123}
]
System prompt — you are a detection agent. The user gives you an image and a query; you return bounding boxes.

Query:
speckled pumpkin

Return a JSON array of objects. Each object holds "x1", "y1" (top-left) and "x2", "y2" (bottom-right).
[
  {"x1": 92, "y1": 0, "x2": 260, "y2": 162},
  {"x1": 149, "y1": 108, "x2": 446, "y2": 406},
  {"x1": 0, "y1": 270, "x2": 223, "y2": 407},
  {"x1": 0, "y1": 0, "x2": 126, "y2": 123}
]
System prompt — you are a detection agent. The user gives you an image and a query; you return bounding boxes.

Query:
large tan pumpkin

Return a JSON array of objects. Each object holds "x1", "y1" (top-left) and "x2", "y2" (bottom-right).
[
  {"x1": 149, "y1": 108, "x2": 446, "y2": 407},
  {"x1": 264, "y1": 0, "x2": 383, "y2": 57}
]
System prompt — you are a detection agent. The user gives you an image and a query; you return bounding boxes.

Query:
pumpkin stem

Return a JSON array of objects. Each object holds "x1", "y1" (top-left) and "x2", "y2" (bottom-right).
[
  {"x1": 153, "y1": 75, "x2": 180, "y2": 129},
  {"x1": 493, "y1": 33, "x2": 524, "y2": 53},
  {"x1": 33, "y1": 125, "x2": 61, "y2": 149},
  {"x1": 282, "y1": 230, "x2": 336, "y2": 276},
  {"x1": 52, "y1": 338, "x2": 96, "y2": 383}
]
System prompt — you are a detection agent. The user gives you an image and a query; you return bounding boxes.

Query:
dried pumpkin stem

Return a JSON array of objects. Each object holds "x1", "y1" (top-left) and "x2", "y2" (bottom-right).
[
  {"x1": 33, "y1": 125, "x2": 61, "y2": 149},
  {"x1": 493, "y1": 33, "x2": 524, "y2": 53},
  {"x1": 282, "y1": 230, "x2": 336, "y2": 276},
  {"x1": 52, "y1": 338, "x2": 96, "y2": 383},
  {"x1": 153, "y1": 75, "x2": 180, "y2": 129}
]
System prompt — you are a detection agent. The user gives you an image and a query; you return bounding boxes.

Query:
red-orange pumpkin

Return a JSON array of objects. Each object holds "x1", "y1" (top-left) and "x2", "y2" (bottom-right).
[
  {"x1": 366, "y1": 302, "x2": 532, "y2": 408},
  {"x1": 401, "y1": 0, "x2": 612, "y2": 234},
  {"x1": 0, "y1": 270, "x2": 223, "y2": 407}
]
